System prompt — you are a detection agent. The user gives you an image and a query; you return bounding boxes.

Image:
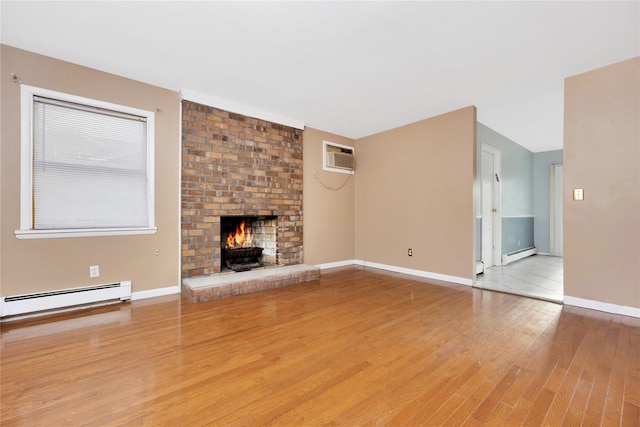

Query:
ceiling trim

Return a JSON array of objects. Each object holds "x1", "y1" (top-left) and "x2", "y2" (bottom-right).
[{"x1": 180, "y1": 89, "x2": 305, "y2": 130}]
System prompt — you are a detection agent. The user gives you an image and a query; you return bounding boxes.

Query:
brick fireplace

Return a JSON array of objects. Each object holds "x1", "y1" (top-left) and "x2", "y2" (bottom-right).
[{"x1": 181, "y1": 101, "x2": 304, "y2": 278}]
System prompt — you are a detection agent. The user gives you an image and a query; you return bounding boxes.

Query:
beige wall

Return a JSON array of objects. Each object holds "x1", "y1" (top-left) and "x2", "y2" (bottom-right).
[
  {"x1": 13, "y1": 43, "x2": 636, "y2": 313},
  {"x1": 302, "y1": 128, "x2": 356, "y2": 265},
  {"x1": 0, "y1": 45, "x2": 181, "y2": 296},
  {"x1": 564, "y1": 57, "x2": 640, "y2": 308},
  {"x1": 354, "y1": 107, "x2": 477, "y2": 281}
]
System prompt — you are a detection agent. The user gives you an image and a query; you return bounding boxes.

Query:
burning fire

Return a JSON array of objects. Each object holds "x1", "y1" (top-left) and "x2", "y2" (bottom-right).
[{"x1": 226, "y1": 220, "x2": 252, "y2": 248}]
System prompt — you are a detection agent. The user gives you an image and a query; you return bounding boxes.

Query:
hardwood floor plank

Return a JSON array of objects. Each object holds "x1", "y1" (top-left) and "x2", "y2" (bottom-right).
[
  {"x1": 407, "y1": 360, "x2": 483, "y2": 424},
  {"x1": 441, "y1": 377, "x2": 497, "y2": 426},
  {"x1": 583, "y1": 320, "x2": 619, "y2": 423},
  {"x1": 469, "y1": 363, "x2": 522, "y2": 424},
  {"x1": 505, "y1": 398, "x2": 534, "y2": 425},
  {"x1": 393, "y1": 297, "x2": 533, "y2": 424},
  {"x1": 523, "y1": 387, "x2": 556, "y2": 426},
  {"x1": 540, "y1": 311, "x2": 601, "y2": 426},
  {"x1": 622, "y1": 319, "x2": 640, "y2": 426},
  {"x1": 622, "y1": 402, "x2": 640, "y2": 426},
  {"x1": 1, "y1": 266, "x2": 638, "y2": 426},
  {"x1": 417, "y1": 295, "x2": 543, "y2": 424},
  {"x1": 602, "y1": 319, "x2": 631, "y2": 426},
  {"x1": 569, "y1": 311, "x2": 617, "y2": 425},
  {"x1": 482, "y1": 401, "x2": 513, "y2": 426},
  {"x1": 499, "y1": 308, "x2": 572, "y2": 408}
]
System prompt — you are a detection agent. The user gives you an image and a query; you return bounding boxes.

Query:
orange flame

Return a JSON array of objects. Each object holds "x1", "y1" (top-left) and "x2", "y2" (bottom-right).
[{"x1": 226, "y1": 220, "x2": 252, "y2": 247}]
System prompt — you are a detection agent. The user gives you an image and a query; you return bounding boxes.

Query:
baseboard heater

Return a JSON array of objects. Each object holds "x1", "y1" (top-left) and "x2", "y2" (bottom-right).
[
  {"x1": 1, "y1": 281, "x2": 131, "y2": 318},
  {"x1": 502, "y1": 247, "x2": 537, "y2": 266}
]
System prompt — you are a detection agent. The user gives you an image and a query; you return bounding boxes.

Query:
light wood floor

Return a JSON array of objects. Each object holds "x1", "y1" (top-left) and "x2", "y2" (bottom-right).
[{"x1": 1, "y1": 266, "x2": 638, "y2": 426}]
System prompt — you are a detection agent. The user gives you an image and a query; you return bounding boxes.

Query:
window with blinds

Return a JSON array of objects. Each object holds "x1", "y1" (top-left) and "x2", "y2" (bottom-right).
[{"x1": 17, "y1": 85, "x2": 156, "y2": 239}]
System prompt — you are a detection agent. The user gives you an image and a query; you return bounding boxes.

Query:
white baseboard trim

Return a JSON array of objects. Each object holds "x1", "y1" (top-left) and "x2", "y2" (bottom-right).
[
  {"x1": 316, "y1": 260, "x2": 359, "y2": 270},
  {"x1": 316, "y1": 259, "x2": 473, "y2": 286},
  {"x1": 564, "y1": 296, "x2": 640, "y2": 318},
  {"x1": 131, "y1": 285, "x2": 181, "y2": 301},
  {"x1": 353, "y1": 260, "x2": 473, "y2": 287}
]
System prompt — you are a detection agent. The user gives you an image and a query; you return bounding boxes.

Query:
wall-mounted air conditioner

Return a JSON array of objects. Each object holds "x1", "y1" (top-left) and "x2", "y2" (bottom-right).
[{"x1": 323, "y1": 141, "x2": 355, "y2": 174}]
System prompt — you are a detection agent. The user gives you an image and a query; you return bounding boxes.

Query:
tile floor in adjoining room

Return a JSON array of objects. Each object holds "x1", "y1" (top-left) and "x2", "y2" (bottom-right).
[{"x1": 474, "y1": 255, "x2": 564, "y2": 303}]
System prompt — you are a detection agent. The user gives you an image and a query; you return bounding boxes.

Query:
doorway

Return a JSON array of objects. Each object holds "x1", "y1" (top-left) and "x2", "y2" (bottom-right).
[
  {"x1": 481, "y1": 144, "x2": 501, "y2": 268},
  {"x1": 474, "y1": 153, "x2": 564, "y2": 304}
]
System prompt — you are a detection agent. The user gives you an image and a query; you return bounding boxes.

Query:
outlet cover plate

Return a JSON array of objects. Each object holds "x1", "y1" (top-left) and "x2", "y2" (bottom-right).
[{"x1": 89, "y1": 265, "x2": 100, "y2": 278}]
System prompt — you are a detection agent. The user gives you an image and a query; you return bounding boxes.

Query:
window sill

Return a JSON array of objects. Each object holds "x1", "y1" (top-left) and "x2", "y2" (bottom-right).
[{"x1": 15, "y1": 227, "x2": 157, "y2": 240}]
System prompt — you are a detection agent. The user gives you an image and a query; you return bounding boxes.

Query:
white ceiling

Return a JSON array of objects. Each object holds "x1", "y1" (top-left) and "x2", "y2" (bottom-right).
[{"x1": 2, "y1": 1, "x2": 638, "y2": 152}]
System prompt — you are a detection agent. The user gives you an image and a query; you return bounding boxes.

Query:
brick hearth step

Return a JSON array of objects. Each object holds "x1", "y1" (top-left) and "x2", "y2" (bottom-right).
[{"x1": 182, "y1": 264, "x2": 320, "y2": 304}]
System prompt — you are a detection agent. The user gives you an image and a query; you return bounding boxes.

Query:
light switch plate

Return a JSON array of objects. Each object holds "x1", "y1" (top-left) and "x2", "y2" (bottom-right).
[{"x1": 573, "y1": 188, "x2": 584, "y2": 201}]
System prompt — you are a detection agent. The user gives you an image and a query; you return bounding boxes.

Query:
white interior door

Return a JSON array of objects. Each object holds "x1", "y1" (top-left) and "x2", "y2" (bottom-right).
[
  {"x1": 481, "y1": 144, "x2": 501, "y2": 268},
  {"x1": 552, "y1": 164, "x2": 563, "y2": 256}
]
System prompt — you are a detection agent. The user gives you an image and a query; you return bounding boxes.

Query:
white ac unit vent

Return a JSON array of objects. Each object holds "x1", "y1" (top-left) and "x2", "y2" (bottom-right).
[{"x1": 323, "y1": 141, "x2": 355, "y2": 174}]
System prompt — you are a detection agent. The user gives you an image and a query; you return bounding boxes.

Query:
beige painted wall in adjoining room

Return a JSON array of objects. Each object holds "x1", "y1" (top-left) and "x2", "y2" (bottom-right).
[
  {"x1": 0, "y1": 45, "x2": 181, "y2": 296},
  {"x1": 354, "y1": 106, "x2": 477, "y2": 282},
  {"x1": 302, "y1": 128, "x2": 356, "y2": 265},
  {"x1": 564, "y1": 57, "x2": 640, "y2": 309}
]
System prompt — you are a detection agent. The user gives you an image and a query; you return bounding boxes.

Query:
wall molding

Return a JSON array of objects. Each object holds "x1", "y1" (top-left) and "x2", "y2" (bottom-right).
[
  {"x1": 131, "y1": 285, "x2": 180, "y2": 301},
  {"x1": 318, "y1": 259, "x2": 472, "y2": 286},
  {"x1": 180, "y1": 89, "x2": 305, "y2": 130},
  {"x1": 317, "y1": 260, "x2": 359, "y2": 270},
  {"x1": 564, "y1": 295, "x2": 640, "y2": 318}
]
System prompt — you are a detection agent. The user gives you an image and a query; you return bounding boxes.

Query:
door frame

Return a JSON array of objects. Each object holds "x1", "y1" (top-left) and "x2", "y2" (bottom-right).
[
  {"x1": 550, "y1": 164, "x2": 563, "y2": 256},
  {"x1": 481, "y1": 143, "x2": 502, "y2": 268}
]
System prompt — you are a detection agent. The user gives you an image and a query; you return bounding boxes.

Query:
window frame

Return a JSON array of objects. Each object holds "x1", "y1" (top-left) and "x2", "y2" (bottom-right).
[{"x1": 15, "y1": 85, "x2": 157, "y2": 240}]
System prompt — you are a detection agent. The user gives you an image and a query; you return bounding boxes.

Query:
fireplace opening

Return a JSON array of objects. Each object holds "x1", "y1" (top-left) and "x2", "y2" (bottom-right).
[{"x1": 220, "y1": 216, "x2": 277, "y2": 272}]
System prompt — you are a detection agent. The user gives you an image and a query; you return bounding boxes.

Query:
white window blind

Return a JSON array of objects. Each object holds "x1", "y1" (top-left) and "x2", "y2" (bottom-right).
[{"x1": 32, "y1": 96, "x2": 150, "y2": 230}]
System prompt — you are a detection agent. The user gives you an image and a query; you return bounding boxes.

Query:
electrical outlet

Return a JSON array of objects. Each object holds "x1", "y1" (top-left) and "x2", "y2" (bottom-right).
[
  {"x1": 408, "y1": 248, "x2": 413, "y2": 257},
  {"x1": 89, "y1": 265, "x2": 100, "y2": 278}
]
